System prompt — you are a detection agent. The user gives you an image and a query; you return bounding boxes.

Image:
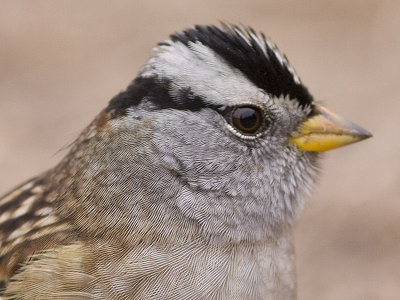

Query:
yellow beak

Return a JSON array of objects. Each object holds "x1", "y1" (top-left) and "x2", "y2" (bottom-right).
[{"x1": 289, "y1": 104, "x2": 372, "y2": 152}]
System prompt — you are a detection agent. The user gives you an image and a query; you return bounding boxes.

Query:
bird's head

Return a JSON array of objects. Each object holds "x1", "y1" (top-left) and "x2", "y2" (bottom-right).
[{"x1": 59, "y1": 24, "x2": 371, "y2": 244}]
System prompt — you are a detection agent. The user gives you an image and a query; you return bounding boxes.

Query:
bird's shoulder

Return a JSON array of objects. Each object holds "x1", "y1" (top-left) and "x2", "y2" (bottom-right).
[{"x1": 0, "y1": 175, "x2": 77, "y2": 290}]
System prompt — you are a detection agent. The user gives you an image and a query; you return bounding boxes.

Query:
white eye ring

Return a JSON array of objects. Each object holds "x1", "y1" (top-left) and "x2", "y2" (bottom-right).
[{"x1": 225, "y1": 123, "x2": 263, "y2": 140}]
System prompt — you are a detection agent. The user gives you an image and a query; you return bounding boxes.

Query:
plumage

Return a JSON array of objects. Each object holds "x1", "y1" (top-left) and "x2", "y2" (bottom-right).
[
  {"x1": 0, "y1": 24, "x2": 371, "y2": 299},
  {"x1": 170, "y1": 25, "x2": 312, "y2": 106}
]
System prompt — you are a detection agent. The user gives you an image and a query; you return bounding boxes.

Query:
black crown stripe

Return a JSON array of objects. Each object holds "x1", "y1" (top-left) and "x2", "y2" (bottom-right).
[{"x1": 170, "y1": 24, "x2": 313, "y2": 107}]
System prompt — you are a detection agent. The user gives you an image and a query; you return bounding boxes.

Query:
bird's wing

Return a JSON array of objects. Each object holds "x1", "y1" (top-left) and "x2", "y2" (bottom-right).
[{"x1": 0, "y1": 175, "x2": 75, "y2": 288}]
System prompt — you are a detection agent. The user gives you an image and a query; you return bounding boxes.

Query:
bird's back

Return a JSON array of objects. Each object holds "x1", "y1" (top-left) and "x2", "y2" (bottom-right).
[{"x1": 0, "y1": 175, "x2": 76, "y2": 294}]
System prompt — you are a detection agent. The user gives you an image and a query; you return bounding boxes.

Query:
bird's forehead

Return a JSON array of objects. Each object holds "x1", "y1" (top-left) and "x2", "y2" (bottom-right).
[{"x1": 140, "y1": 41, "x2": 267, "y2": 107}]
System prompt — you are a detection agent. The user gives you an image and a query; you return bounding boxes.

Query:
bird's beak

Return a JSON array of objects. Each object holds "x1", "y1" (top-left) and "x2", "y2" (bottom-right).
[{"x1": 289, "y1": 104, "x2": 372, "y2": 152}]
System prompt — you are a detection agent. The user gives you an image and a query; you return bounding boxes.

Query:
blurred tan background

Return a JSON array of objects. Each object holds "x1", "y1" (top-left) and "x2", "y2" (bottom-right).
[{"x1": 0, "y1": 0, "x2": 399, "y2": 299}]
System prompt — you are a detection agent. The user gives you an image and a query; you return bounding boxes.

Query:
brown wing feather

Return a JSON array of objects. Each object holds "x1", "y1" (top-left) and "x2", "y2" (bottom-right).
[{"x1": 0, "y1": 175, "x2": 75, "y2": 289}]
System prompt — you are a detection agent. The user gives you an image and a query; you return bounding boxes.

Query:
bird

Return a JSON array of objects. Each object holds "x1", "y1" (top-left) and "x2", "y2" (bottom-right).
[{"x1": 0, "y1": 24, "x2": 371, "y2": 299}]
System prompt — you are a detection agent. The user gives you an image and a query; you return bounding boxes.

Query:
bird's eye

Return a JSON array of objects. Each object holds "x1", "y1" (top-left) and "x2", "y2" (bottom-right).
[{"x1": 231, "y1": 106, "x2": 263, "y2": 135}]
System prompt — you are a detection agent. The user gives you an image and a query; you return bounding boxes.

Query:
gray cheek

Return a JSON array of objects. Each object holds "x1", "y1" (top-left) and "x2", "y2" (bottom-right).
[
  {"x1": 144, "y1": 109, "x2": 319, "y2": 242},
  {"x1": 148, "y1": 108, "x2": 299, "y2": 198},
  {"x1": 150, "y1": 110, "x2": 247, "y2": 185}
]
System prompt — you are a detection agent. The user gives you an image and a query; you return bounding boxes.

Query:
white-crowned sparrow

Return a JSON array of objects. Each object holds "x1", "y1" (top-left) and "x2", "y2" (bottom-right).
[{"x1": 0, "y1": 24, "x2": 371, "y2": 299}]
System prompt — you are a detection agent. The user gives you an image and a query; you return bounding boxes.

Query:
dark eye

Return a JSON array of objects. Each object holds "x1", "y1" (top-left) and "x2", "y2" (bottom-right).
[{"x1": 231, "y1": 106, "x2": 263, "y2": 134}]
